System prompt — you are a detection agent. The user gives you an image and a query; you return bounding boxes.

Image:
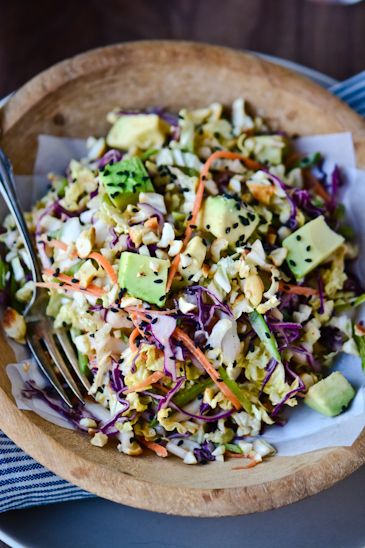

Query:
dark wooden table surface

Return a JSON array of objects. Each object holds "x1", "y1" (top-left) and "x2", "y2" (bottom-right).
[{"x1": 0, "y1": 0, "x2": 365, "y2": 98}]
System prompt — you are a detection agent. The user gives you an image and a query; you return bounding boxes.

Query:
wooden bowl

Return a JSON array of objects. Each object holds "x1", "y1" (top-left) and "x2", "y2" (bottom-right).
[{"x1": 1, "y1": 41, "x2": 365, "y2": 517}]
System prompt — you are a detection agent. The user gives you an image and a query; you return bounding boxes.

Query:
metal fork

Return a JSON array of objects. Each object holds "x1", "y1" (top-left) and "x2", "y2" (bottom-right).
[{"x1": 0, "y1": 149, "x2": 91, "y2": 407}]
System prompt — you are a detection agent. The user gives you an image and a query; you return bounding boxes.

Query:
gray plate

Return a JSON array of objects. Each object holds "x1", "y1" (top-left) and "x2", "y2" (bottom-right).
[{"x1": 2, "y1": 56, "x2": 363, "y2": 548}]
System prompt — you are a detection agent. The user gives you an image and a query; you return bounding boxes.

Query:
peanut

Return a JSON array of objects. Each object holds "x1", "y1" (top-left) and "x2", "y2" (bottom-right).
[{"x1": 244, "y1": 274, "x2": 264, "y2": 307}]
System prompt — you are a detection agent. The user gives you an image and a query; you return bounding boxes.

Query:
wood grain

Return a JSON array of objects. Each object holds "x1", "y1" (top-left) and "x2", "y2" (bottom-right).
[
  {"x1": 0, "y1": 41, "x2": 365, "y2": 517},
  {"x1": 0, "y1": 0, "x2": 365, "y2": 98}
]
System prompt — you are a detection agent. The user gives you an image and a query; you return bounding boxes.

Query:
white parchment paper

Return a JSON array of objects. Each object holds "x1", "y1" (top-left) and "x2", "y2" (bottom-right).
[{"x1": 3, "y1": 132, "x2": 365, "y2": 456}]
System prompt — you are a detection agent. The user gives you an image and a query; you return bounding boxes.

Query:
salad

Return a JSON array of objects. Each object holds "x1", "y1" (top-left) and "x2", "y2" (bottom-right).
[{"x1": 1, "y1": 99, "x2": 365, "y2": 466}]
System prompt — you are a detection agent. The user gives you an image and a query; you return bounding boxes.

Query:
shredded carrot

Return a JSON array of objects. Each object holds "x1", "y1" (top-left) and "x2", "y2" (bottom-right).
[
  {"x1": 279, "y1": 282, "x2": 319, "y2": 296},
  {"x1": 47, "y1": 239, "x2": 77, "y2": 258},
  {"x1": 88, "y1": 251, "x2": 118, "y2": 285},
  {"x1": 166, "y1": 150, "x2": 261, "y2": 291},
  {"x1": 144, "y1": 217, "x2": 159, "y2": 230},
  {"x1": 36, "y1": 281, "x2": 103, "y2": 298},
  {"x1": 47, "y1": 240, "x2": 117, "y2": 285},
  {"x1": 129, "y1": 327, "x2": 141, "y2": 353},
  {"x1": 124, "y1": 371, "x2": 165, "y2": 394},
  {"x1": 225, "y1": 451, "x2": 247, "y2": 458},
  {"x1": 173, "y1": 327, "x2": 241, "y2": 411},
  {"x1": 43, "y1": 268, "x2": 105, "y2": 297},
  {"x1": 232, "y1": 460, "x2": 258, "y2": 470},
  {"x1": 139, "y1": 438, "x2": 168, "y2": 458},
  {"x1": 304, "y1": 171, "x2": 332, "y2": 204}
]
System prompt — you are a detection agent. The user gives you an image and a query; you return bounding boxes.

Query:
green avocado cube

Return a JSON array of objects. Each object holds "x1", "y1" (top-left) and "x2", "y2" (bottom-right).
[
  {"x1": 283, "y1": 216, "x2": 344, "y2": 279},
  {"x1": 99, "y1": 157, "x2": 154, "y2": 210},
  {"x1": 200, "y1": 195, "x2": 259, "y2": 246},
  {"x1": 118, "y1": 252, "x2": 169, "y2": 306},
  {"x1": 304, "y1": 372, "x2": 355, "y2": 417}
]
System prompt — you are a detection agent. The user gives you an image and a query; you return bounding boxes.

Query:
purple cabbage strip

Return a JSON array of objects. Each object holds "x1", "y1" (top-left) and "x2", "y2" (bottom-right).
[
  {"x1": 97, "y1": 149, "x2": 123, "y2": 169},
  {"x1": 53, "y1": 203, "x2": 86, "y2": 219},
  {"x1": 35, "y1": 200, "x2": 59, "y2": 236},
  {"x1": 279, "y1": 343, "x2": 321, "y2": 371},
  {"x1": 171, "y1": 403, "x2": 234, "y2": 423},
  {"x1": 109, "y1": 227, "x2": 119, "y2": 247},
  {"x1": 99, "y1": 402, "x2": 130, "y2": 435},
  {"x1": 263, "y1": 169, "x2": 298, "y2": 229},
  {"x1": 150, "y1": 314, "x2": 177, "y2": 380},
  {"x1": 270, "y1": 363, "x2": 305, "y2": 417},
  {"x1": 193, "y1": 440, "x2": 216, "y2": 463},
  {"x1": 157, "y1": 376, "x2": 186, "y2": 411},
  {"x1": 331, "y1": 165, "x2": 341, "y2": 200},
  {"x1": 90, "y1": 188, "x2": 99, "y2": 199},
  {"x1": 110, "y1": 359, "x2": 124, "y2": 393},
  {"x1": 292, "y1": 189, "x2": 325, "y2": 218},
  {"x1": 259, "y1": 359, "x2": 278, "y2": 399},
  {"x1": 22, "y1": 381, "x2": 95, "y2": 431},
  {"x1": 137, "y1": 202, "x2": 164, "y2": 228}
]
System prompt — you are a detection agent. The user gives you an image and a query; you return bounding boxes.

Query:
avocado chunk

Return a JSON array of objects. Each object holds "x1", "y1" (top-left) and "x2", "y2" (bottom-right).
[
  {"x1": 107, "y1": 114, "x2": 169, "y2": 150},
  {"x1": 304, "y1": 371, "x2": 355, "y2": 417},
  {"x1": 283, "y1": 216, "x2": 344, "y2": 279},
  {"x1": 118, "y1": 252, "x2": 169, "y2": 306},
  {"x1": 200, "y1": 196, "x2": 259, "y2": 246},
  {"x1": 100, "y1": 157, "x2": 154, "y2": 210}
]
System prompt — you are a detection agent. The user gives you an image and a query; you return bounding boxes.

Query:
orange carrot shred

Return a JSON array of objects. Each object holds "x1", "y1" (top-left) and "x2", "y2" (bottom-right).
[
  {"x1": 129, "y1": 327, "x2": 141, "y2": 353},
  {"x1": 139, "y1": 438, "x2": 168, "y2": 458},
  {"x1": 41, "y1": 269, "x2": 105, "y2": 297},
  {"x1": 88, "y1": 251, "x2": 118, "y2": 285},
  {"x1": 173, "y1": 327, "x2": 241, "y2": 411},
  {"x1": 232, "y1": 460, "x2": 258, "y2": 470},
  {"x1": 278, "y1": 282, "x2": 319, "y2": 296},
  {"x1": 166, "y1": 150, "x2": 261, "y2": 291},
  {"x1": 124, "y1": 371, "x2": 165, "y2": 394}
]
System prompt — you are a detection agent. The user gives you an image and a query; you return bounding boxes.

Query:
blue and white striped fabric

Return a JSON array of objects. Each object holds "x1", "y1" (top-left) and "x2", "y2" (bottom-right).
[
  {"x1": 0, "y1": 71, "x2": 364, "y2": 513},
  {"x1": 331, "y1": 70, "x2": 365, "y2": 117},
  {"x1": 0, "y1": 432, "x2": 93, "y2": 511}
]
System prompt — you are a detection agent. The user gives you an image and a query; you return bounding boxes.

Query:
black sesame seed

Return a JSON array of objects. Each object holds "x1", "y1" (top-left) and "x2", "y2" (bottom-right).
[
  {"x1": 152, "y1": 317, "x2": 158, "y2": 324},
  {"x1": 71, "y1": 278, "x2": 78, "y2": 284},
  {"x1": 59, "y1": 282, "x2": 65, "y2": 287},
  {"x1": 190, "y1": 224, "x2": 197, "y2": 229},
  {"x1": 306, "y1": 245, "x2": 311, "y2": 252},
  {"x1": 305, "y1": 258, "x2": 312, "y2": 263},
  {"x1": 206, "y1": 224, "x2": 211, "y2": 230},
  {"x1": 159, "y1": 296, "x2": 165, "y2": 301},
  {"x1": 90, "y1": 333, "x2": 95, "y2": 338},
  {"x1": 216, "y1": 377, "x2": 223, "y2": 383},
  {"x1": 187, "y1": 214, "x2": 193, "y2": 221},
  {"x1": 265, "y1": 332, "x2": 271, "y2": 339},
  {"x1": 289, "y1": 260, "x2": 296, "y2": 266},
  {"x1": 197, "y1": 393, "x2": 204, "y2": 400},
  {"x1": 154, "y1": 279, "x2": 163, "y2": 284},
  {"x1": 188, "y1": 275, "x2": 194, "y2": 281},
  {"x1": 110, "y1": 307, "x2": 119, "y2": 313},
  {"x1": 225, "y1": 227, "x2": 231, "y2": 234},
  {"x1": 248, "y1": 212, "x2": 256, "y2": 221},
  {"x1": 296, "y1": 235, "x2": 302, "y2": 241},
  {"x1": 239, "y1": 215, "x2": 250, "y2": 226},
  {"x1": 177, "y1": 440, "x2": 184, "y2": 446},
  {"x1": 233, "y1": 223, "x2": 239, "y2": 229},
  {"x1": 118, "y1": 358, "x2": 124, "y2": 364}
]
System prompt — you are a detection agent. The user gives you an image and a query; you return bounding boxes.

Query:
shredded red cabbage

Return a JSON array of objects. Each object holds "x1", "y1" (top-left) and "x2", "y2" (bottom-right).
[
  {"x1": 258, "y1": 358, "x2": 278, "y2": 399},
  {"x1": 157, "y1": 376, "x2": 185, "y2": 411},
  {"x1": 97, "y1": 149, "x2": 123, "y2": 169},
  {"x1": 22, "y1": 380, "x2": 95, "y2": 431},
  {"x1": 150, "y1": 314, "x2": 177, "y2": 380},
  {"x1": 270, "y1": 363, "x2": 305, "y2": 417},
  {"x1": 193, "y1": 440, "x2": 216, "y2": 463},
  {"x1": 263, "y1": 170, "x2": 298, "y2": 229},
  {"x1": 318, "y1": 275, "x2": 325, "y2": 314}
]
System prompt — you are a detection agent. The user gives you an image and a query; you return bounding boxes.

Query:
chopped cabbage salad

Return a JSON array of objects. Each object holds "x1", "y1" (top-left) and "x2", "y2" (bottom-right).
[{"x1": 1, "y1": 99, "x2": 365, "y2": 466}]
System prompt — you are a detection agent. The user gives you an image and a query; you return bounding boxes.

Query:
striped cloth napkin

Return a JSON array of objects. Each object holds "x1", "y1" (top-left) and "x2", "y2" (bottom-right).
[{"x1": 0, "y1": 71, "x2": 364, "y2": 513}]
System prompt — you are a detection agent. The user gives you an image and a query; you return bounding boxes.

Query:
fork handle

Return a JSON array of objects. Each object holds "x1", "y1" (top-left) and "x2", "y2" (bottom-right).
[{"x1": 0, "y1": 149, "x2": 43, "y2": 283}]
